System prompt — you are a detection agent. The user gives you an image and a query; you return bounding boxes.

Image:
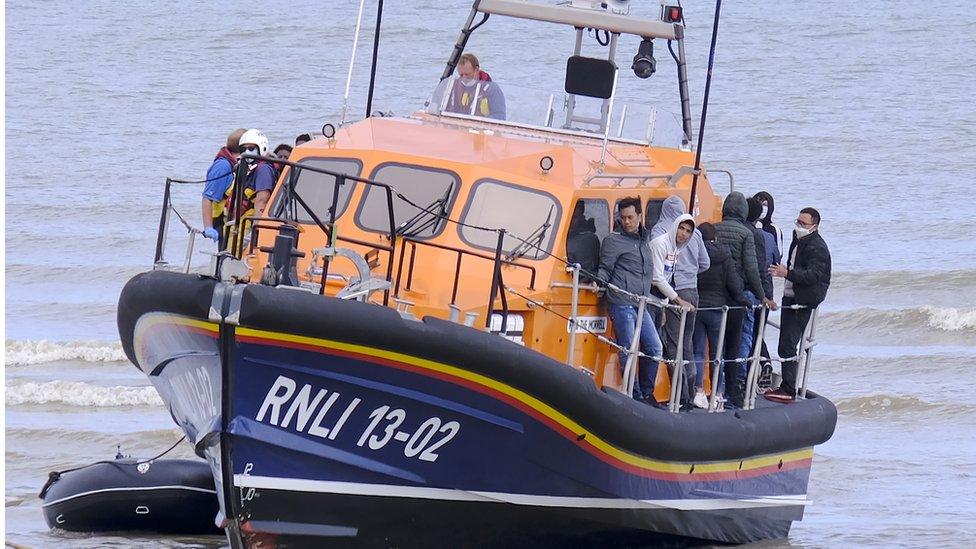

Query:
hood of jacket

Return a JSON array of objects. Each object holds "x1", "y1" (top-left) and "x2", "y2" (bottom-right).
[
  {"x1": 722, "y1": 191, "x2": 748, "y2": 223},
  {"x1": 650, "y1": 195, "x2": 687, "y2": 239},
  {"x1": 754, "y1": 190, "x2": 775, "y2": 226},
  {"x1": 213, "y1": 146, "x2": 237, "y2": 166},
  {"x1": 704, "y1": 239, "x2": 731, "y2": 263},
  {"x1": 668, "y1": 213, "x2": 696, "y2": 252}
]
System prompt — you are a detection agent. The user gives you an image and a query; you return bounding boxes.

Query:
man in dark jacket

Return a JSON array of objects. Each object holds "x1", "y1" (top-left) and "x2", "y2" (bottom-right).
[
  {"x1": 713, "y1": 192, "x2": 777, "y2": 406},
  {"x1": 596, "y1": 197, "x2": 662, "y2": 402},
  {"x1": 693, "y1": 223, "x2": 750, "y2": 407},
  {"x1": 766, "y1": 207, "x2": 832, "y2": 402},
  {"x1": 740, "y1": 198, "x2": 778, "y2": 359}
]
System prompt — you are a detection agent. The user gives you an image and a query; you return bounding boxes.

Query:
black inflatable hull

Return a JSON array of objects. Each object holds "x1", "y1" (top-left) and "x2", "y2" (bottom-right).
[
  {"x1": 118, "y1": 270, "x2": 838, "y2": 547},
  {"x1": 42, "y1": 458, "x2": 221, "y2": 535}
]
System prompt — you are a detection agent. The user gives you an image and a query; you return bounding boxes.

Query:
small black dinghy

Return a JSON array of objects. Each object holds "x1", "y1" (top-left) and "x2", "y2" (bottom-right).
[{"x1": 40, "y1": 457, "x2": 221, "y2": 535}]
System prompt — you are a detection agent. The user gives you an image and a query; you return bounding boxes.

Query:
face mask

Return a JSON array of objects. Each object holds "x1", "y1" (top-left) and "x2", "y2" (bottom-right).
[
  {"x1": 794, "y1": 223, "x2": 812, "y2": 238},
  {"x1": 761, "y1": 206, "x2": 768, "y2": 219}
]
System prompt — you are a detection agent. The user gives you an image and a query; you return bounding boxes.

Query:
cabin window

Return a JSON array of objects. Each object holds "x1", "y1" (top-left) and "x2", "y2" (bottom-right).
[
  {"x1": 273, "y1": 158, "x2": 362, "y2": 224},
  {"x1": 644, "y1": 199, "x2": 665, "y2": 229},
  {"x1": 458, "y1": 179, "x2": 562, "y2": 260},
  {"x1": 566, "y1": 199, "x2": 608, "y2": 276},
  {"x1": 355, "y1": 163, "x2": 460, "y2": 238}
]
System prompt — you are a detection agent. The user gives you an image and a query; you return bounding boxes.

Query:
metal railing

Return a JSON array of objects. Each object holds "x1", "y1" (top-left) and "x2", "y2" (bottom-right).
[
  {"x1": 555, "y1": 268, "x2": 820, "y2": 413},
  {"x1": 153, "y1": 154, "x2": 541, "y2": 322},
  {"x1": 394, "y1": 236, "x2": 537, "y2": 304}
]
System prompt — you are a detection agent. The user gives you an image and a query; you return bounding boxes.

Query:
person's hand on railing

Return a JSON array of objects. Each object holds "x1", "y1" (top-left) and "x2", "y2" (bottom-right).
[
  {"x1": 763, "y1": 297, "x2": 779, "y2": 311},
  {"x1": 203, "y1": 227, "x2": 219, "y2": 241},
  {"x1": 671, "y1": 296, "x2": 695, "y2": 311}
]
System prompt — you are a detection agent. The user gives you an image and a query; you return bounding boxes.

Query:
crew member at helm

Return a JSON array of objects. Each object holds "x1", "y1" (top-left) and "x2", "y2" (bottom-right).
[
  {"x1": 447, "y1": 53, "x2": 506, "y2": 120},
  {"x1": 223, "y1": 129, "x2": 276, "y2": 244}
]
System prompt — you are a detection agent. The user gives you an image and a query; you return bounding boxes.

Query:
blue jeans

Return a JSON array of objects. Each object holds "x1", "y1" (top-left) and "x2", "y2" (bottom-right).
[
  {"x1": 609, "y1": 304, "x2": 663, "y2": 400},
  {"x1": 739, "y1": 291, "x2": 760, "y2": 372},
  {"x1": 693, "y1": 309, "x2": 725, "y2": 394}
]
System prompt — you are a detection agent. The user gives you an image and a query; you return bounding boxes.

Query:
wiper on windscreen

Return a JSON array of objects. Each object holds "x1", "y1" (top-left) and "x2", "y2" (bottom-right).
[
  {"x1": 398, "y1": 185, "x2": 453, "y2": 238},
  {"x1": 506, "y1": 205, "x2": 554, "y2": 261}
]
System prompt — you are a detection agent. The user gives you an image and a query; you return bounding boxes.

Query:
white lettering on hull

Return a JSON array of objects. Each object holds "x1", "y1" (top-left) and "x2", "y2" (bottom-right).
[{"x1": 254, "y1": 375, "x2": 460, "y2": 463}]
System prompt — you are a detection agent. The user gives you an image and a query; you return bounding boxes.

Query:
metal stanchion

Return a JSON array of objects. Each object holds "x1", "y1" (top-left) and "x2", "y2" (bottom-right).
[
  {"x1": 567, "y1": 264, "x2": 581, "y2": 367},
  {"x1": 798, "y1": 308, "x2": 819, "y2": 399},
  {"x1": 668, "y1": 307, "x2": 689, "y2": 413},
  {"x1": 622, "y1": 297, "x2": 647, "y2": 398},
  {"x1": 744, "y1": 304, "x2": 768, "y2": 410},
  {"x1": 707, "y1": 306, "x2": 729, "y2": 412}
]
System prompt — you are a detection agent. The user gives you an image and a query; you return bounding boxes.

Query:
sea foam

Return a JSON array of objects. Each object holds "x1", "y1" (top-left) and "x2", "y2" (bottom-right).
[
  {"x1": 4, "y1": 339, "x2": 128, "y2": 366},
  {"x1": 923, "y1": 306, "x2": 976, "y2": 332},
  {"x1": 5, "y1": 381, "x2": 163, "y2": 407}
]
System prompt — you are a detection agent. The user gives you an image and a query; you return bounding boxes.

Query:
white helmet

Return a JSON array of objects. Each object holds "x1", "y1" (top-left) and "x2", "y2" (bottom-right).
[{"x1": 239, "y1": 129, "x2": 269, "y2": 157}]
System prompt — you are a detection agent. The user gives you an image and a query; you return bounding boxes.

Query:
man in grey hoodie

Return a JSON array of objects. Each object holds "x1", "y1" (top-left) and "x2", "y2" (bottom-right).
[
  {"x1": 650, "y1": 213, "x2": 699, "y2": 408},
  {"x1": 713, "y1": 192, "x2": 778, "y2": 407},
  {"x1": 650, "y1": 197, "x2": 709, "y2": 406},
  {"x1": 596, "y1": 197, "x2": 663, "y2": 402}
]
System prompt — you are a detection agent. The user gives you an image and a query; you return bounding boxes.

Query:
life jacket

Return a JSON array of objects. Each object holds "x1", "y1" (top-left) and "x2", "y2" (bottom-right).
[
  {"x1": 209, "y1": 148, "x2": 238, "y2": 221},
  {"x1": 224, "y1": 162, "x2": 268, "y2": 221},
  {"x1": 451, "y1": 73, "x2": 495, "y2": 117}
]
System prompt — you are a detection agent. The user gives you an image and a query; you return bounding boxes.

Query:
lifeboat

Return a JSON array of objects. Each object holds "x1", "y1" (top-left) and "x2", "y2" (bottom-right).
[
  {"x1": 40, "y1": 458, "x2": 220, "y2": 535},
  {"x1": 118, "y1": 1, "x2": 836, "y2": 546}
]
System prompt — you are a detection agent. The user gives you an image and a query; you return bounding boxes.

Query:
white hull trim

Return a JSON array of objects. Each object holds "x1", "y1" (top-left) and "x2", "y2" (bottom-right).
[
  {"x1": 234, "y1": 475, "x2": 809, "y2": 511},
  {"x1": 42, "y1": 485, "x2": 217, "y2": 508}
]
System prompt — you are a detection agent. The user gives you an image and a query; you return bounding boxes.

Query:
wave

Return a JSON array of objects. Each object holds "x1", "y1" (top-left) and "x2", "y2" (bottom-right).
[
  {"x1": 831, "y1": 268, "x2": 976, "y2": 294},
  {"x1": 818, "y1": 306, "x2": 976, "y2": 344},
  {"x1": 833, "y1": 394, "x2": 969, "y2": 419},
  {"x1": 5, "y1": 381, "x2": 162, "y2": 407},
  {"x1": 4, "y1": 339, "x2": 128, "y2": 366},
  {"x1": 923, "y1": 306, "x2": 976, "y2": 332}
]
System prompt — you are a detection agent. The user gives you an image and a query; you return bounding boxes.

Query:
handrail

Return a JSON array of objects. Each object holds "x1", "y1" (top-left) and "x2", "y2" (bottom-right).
[
  {"x1": 394, "y1": 236, "x2": 538, "y2": 302},
  {"x1": 154, "y1": 156, "x2": 820, "y2": 413},
  {"x1": 797, "y1": 308, "x2": 819, "y2": 399}
]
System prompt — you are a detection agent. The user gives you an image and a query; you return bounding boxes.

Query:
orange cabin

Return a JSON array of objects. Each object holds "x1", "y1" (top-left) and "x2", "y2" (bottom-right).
[{"x1": 243, "y1": 112, "x2": 724, "y2": 394}]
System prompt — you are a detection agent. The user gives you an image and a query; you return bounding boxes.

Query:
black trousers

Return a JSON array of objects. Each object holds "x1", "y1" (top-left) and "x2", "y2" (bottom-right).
[
  {"x1": 778, "y1": 298, "x2": 813, "y2": 396},
  {"x1": 722, "y1": 308, "x2": 745, "y2": 402}
]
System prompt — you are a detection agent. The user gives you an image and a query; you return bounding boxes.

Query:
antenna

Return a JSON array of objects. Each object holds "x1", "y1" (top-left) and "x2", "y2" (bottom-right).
[
  {"x1": 689, "y1": 0, "x2": 723, "y2": 211},
  {"x1": 339, "y1": 0, "x2": 368, "y2": 126}
]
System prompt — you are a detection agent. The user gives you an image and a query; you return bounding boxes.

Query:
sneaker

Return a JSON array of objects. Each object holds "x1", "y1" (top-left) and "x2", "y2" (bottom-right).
[
  {"x1": 693, "y1": 390, "x2": 708, "y2": 409},
  {"x1": 764, "y1": 388, "x2": 795, "y2": 403}
]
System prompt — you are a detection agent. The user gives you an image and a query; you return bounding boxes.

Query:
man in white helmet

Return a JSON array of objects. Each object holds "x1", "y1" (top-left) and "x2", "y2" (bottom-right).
[{"x1": 225, "y1": 129, "x2": 276, "y2": 223}]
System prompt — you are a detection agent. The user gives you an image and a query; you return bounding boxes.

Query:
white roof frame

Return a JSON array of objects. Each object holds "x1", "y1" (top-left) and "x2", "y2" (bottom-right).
[{"x1": 477, "y1": 0, "x2": 678, "y2": 40}]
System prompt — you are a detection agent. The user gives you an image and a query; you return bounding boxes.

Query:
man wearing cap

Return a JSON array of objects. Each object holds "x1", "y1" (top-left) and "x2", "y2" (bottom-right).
[{"x1": 201, "y1": 128, "x2": 245, "y2": 245}]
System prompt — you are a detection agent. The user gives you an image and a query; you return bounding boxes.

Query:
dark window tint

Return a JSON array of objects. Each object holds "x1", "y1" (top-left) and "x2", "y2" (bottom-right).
[
  {"x1": 567, "y1": 199, "x2": 608, "y2": 275},
  {"x1": 644, "y1": 199, "x2": 665, "y2": 229}
]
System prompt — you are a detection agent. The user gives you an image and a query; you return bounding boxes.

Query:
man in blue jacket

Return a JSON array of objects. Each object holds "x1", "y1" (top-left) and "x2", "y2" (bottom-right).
[{"x1": 201, "y1": 128, "x2": 245, "y2": 246}]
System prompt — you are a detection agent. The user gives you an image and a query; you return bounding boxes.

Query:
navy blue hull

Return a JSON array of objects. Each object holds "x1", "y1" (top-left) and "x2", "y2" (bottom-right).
[{"x1": 118, "y1": 271, "x2": 836, "y2": 547}]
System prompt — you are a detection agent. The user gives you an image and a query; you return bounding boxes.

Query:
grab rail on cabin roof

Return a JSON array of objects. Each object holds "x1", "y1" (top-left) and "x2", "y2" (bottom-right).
[{"x1": 584, "y1": 165, "x2": 701, "y2": 188}]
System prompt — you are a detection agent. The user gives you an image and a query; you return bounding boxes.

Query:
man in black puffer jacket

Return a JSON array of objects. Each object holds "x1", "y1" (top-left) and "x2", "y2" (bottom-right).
[
  {"x1": 713, "y1": 192, "x2": 777, "y2": 407},
  {"x1": 692, "y1": 223, "x2": 751, "y2": 407},
  {"x1": 767, "y1": 207, "x2": 832, "y2": 402}
]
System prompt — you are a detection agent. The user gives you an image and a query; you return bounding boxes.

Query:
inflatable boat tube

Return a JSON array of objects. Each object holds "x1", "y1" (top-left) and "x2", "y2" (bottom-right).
[
  {"x1": 41, "y1": 458, "x2": 221, "y2": 534},
  {"x1": 118, "y1": 270, "x2": 837, "y2": 463}
]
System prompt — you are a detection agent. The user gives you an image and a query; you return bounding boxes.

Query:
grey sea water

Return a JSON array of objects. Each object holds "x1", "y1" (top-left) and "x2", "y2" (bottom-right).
[{"x1": 5, "y1": 0, "x2": 976, "y2": 546}]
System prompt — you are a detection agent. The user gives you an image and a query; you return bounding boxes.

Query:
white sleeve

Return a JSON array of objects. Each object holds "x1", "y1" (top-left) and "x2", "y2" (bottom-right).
[{"x1": 650, "y1": 239, "x2": 678, "y2": 300}]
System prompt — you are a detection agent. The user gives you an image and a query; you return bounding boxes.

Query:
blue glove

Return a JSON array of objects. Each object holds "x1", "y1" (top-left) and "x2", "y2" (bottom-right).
[{"x1": 203, "y1": 227, "x2": 219, "y2": 241}]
